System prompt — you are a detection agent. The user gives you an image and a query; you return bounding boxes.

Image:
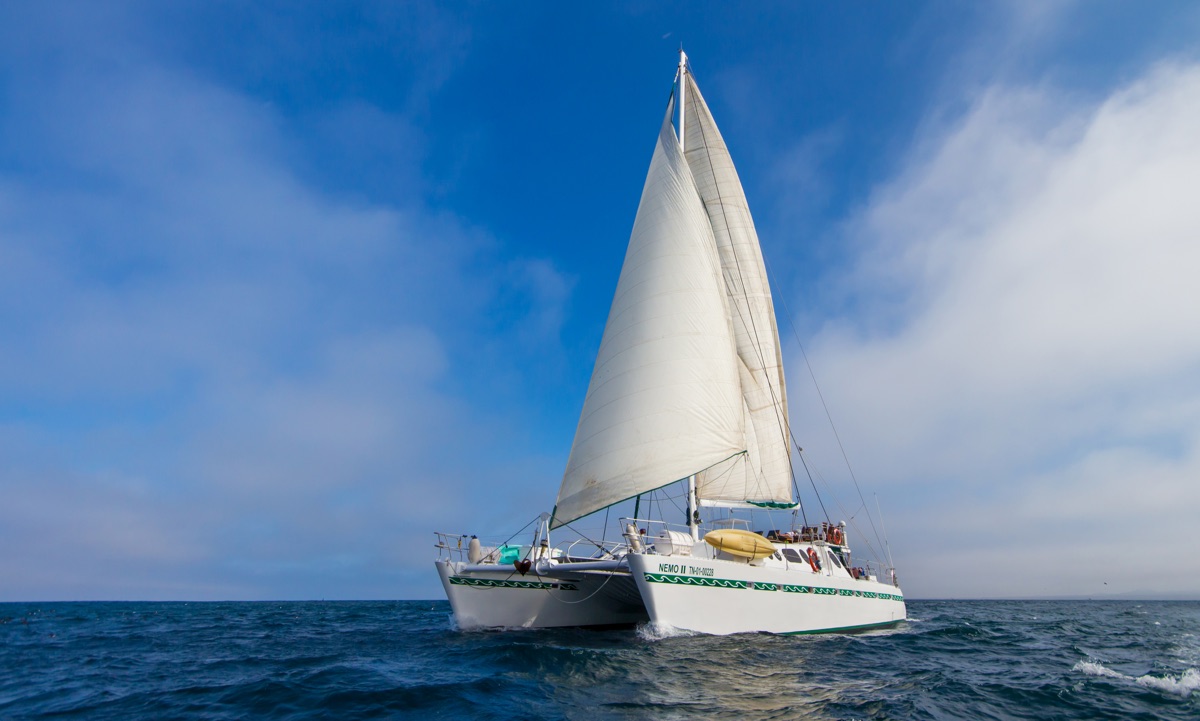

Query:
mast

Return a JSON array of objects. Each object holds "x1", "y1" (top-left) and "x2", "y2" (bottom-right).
[
  {"x1": 688, "y1": 474, "x2": 699, "y2": 540},
  {"x1": 678, "y1": 49, "x2": 688, "y2": 151},
  {"x1": 680, "y1": 48, "x2": 697, "y2": 541}
]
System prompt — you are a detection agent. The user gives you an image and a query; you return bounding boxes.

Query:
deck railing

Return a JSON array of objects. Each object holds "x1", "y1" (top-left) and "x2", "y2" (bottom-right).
[
  {"x1": 438, "y1": 526, "x2": 902, "y2": 588},
  {"x1": 433, "y1": 532, "x2": 534, "y2": 563}
]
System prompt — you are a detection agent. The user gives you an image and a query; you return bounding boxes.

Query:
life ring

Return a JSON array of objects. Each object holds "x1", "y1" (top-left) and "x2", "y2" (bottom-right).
[
  {"x1": 806, "y1": 548, "x2": 821, "y2": 573},
  {"x1": 830, "y1": 528, "x2": 843, "y2": 545}
]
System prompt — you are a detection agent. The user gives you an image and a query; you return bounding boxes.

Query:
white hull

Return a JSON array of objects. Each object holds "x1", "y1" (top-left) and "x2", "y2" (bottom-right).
[
  {"x1": 435, "y1": 559, "x2": 648, "y2": 629},
  {"x1": 628, "y1": 549, "x2": 906, "y2": 635}
]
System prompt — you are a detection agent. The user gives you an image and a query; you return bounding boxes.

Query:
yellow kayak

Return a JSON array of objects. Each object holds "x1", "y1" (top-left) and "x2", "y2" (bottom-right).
[{"x1": 703, "y1": 529, "x2": 776, "y2": 560}]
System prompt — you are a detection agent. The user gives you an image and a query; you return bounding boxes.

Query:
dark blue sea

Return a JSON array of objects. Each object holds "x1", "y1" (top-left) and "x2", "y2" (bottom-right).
[{"x1": 2, "y1": 600, "x2": 1197, "y2": 720}]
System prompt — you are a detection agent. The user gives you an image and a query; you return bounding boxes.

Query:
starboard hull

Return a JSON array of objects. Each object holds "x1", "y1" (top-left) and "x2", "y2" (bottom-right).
[
  {"x1": 435, "y1": 559, "x2": 648, "y2": 629},
  {"x1": 627, "y1": 552, "x2": 906, "y2": 635}
]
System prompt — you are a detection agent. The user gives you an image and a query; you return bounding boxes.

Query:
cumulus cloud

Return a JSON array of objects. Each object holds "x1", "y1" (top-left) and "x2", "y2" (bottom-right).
[{"x1": 791, "y1": 62, "x2": 1200, "y2": 597}]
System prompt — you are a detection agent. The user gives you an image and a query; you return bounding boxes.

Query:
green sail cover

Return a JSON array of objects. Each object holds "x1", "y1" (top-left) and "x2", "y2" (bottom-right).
[{"x1": 747, "y1": 500, "x2": 800, "y2": 509}]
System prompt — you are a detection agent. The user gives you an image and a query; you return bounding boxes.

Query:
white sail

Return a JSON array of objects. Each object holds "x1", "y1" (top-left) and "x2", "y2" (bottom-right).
[
  {"x1": 554, "y1": 103, "x2": 745, "y2": 528},
  {"x1": 682, "y1": 74, "x2": 793, "y2": 507}
]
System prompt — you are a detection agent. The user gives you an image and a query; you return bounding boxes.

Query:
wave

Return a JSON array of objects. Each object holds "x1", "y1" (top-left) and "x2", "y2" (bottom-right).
[{"x1": 1073, "y1": 660, "x2": 1199, "y2": 697}]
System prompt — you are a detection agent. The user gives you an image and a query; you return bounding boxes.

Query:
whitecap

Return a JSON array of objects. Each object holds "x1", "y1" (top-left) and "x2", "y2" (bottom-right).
[
  {"x1": 1134, "y1": 668, "x2": 1199, "y2": 697},
  {"x1": 1073, "y1": 660, "x2": 1125, "y2": 680},
  {"x1": 1074, "y1": 660, "x2": 1198, "y2": 698},
  {"x1": 636, "y1": 621, "x2": 698, "y2": 641}
]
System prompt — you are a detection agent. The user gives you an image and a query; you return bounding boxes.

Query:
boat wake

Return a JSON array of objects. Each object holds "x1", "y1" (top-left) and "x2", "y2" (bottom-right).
[
  {"x1": 1073, "y1": 660, "x2": 1200, "y2": 697},
  {"x1": 636, "y1": 621, "x2": 698, "y2": 641}
]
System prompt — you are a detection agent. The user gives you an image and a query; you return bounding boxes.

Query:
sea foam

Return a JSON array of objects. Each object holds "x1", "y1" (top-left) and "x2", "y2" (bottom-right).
[
  {"x1": 1074, "y1": 660, "x2": 1199, "y2": 697},
  {"x1": 1135, "y1": 667, "x2": 1200, "y2": 697},
  {"x1": 636, "y1": 621, "x2": 698, "y2": 641},
  {"x1": 1073, "y1": 660, "x2": 1125, "y2": 680}
]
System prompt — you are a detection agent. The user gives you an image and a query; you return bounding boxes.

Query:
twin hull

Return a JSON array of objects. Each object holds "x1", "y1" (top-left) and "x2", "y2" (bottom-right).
[
  {"x1": 434, "y1": 559, "x2": 648, "y2": 629},
  {"x1": 438, "y1": 552, "x2": 905, "y2": 635},
  {"x1": 627, "y1": 553, "x2": 905, "y2": 635}
]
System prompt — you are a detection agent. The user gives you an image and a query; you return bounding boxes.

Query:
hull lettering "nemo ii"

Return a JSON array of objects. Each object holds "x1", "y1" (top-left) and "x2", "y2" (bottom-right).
[{"x1": 658, "y1": 563, "x2": 714, "y2": 577}]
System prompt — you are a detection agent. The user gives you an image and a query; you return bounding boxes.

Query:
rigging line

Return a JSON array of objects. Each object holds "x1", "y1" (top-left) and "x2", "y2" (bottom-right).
[
  {"x1": 811, "y1": 463, "x2": 865, "y2": 522},
  {"x1": 761, "y1": 250, "x2": 887, "y2": 558},
  {"x1": 721, "y1": 267, "x2": 806, "y2": 502},
  {"x1": 661, "y1": 488, "x2": 686, "y2": 524},
  {"x1": 790, "y1": 466, "x2": 810, "y2": 528},
  {"x1": 552, "y1": 513, "x2": 628, "y2": 559},
  {"x1": 808, "y1": 460, "x2": 875, "y2": 547},
  {"x1": 698, "y1": 452, "x2": 741, "y2": 503},
  {"x1": 826, "y1": 500, "x2": 884, "y2": 564},
  {"x1": 566, "y1": 451, "x2": 748, "y2": 528},
  {"x1": 542, "y1": 566, "x2": 623, "y2": 605},
  {"x1": 796, "y1": 450, "x2": 831, "y2": 527},
  {"x1": 477, "y1": 514, "x2": 547, "y2": 581},
  {"x1": 787, "y1": 427, "x2": 832, "y2": 524},
  {"x1": 493, "y1": 514, "x2": 542, "y2": 555},
  {"x1": 529, "y1": 526, "x2": 626, "y2": 605},
  {"x1": 686, "y1": 79, "x2": 805, "y2": 512},
  {"x1": 601, "y1": 506, "x2": 610, "y2": 548},
  {"x1": 686, "y1": 63, "x2": 871, "y2": 558},
  {"x1": 876, "y1": 493, "x2": 895, "y2": 570},
  {"x1": 809, "y1": 464, "x2": 885, "y2": 563},
  {"x1": 556, "y1": 518, "x2": 619, "y2": 558}
]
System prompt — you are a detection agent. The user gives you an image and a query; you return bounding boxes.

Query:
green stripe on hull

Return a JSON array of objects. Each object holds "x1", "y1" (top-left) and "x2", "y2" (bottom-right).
[
  {"x1": 644, "y1": 573, "x2": 903, "y2": 602},
  {"x1": 448, "y1": 576, "x2": 578, "y2": 591},
  {"x1": 642, "y1": 573, "x2": 749, "y2": 589}
]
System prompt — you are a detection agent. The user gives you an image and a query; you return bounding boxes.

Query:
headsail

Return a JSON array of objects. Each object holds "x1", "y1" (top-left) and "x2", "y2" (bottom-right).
[
  {"x1": 683, "y1": 73, "x2": 793, "y2": 507},
  {"x1": 553, "y1": 100, "x2": 745, "y2": 529}
]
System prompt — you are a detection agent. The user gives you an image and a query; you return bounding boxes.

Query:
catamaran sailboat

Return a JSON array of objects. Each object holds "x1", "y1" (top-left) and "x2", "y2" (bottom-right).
[{"x1": 435, "y1": 52, "x2": 905, "y2": 635}]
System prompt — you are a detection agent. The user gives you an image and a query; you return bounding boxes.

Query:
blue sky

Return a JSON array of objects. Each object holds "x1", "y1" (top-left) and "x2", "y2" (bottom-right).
[{"x1": 3, "y1": 1, "x2": 1200, "y2": 601}]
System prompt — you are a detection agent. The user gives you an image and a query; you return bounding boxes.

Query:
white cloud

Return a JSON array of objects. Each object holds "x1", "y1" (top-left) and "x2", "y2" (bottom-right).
[
  {"x1": 791, "y1": 63, "x2": 1200, "y2": 598},
  {"x1": 0, "y1": 9, "x2": 571, "y2": 601}
]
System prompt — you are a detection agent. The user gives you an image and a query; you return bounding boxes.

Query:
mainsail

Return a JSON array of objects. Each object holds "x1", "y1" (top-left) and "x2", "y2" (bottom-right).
[
  {"x1": 554, "y1": 68, "x2": 795, "y2": 529},
  {"x1": 554, "y1": 101, "x2": 746, "y2": 528},
  {"x1": 682, "y1": 74, "x2": 793, "y2": 507}
]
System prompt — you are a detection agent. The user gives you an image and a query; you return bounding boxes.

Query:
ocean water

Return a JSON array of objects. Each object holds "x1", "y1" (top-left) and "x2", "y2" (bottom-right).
[{"x1": 1, "y1": 600, "x2": 1196, "y2": 720}]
